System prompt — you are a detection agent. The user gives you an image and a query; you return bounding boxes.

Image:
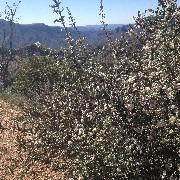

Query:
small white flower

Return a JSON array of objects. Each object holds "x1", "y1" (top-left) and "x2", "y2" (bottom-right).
[
  {"x1": 169, "y1": 116, "x2": 176, "y2": 125},
  {"x1": 169, "y1": 129, "x2": 174, "y2": 134},
  {"x1": 125, "y1": 103, "x2": 134, "y2": 111},
  {"x1": 170, "y1": 105, "x2": 176, "y2": 110},
  {"x1": 96, "y1": 86, "x2": 100, "y2": 91},
  {"x1": 78, "y1": 128, "x2": 84, "y2": 136},
  {"x1": 68, "y1": 140, "x2": 72, "y2": 145},
  {"x1": 88, "y1": 132, "x2": 93, "y2": 136},
  {"x1": 35, "y1": 41, "x2": 42, "y2": 47},
  {"x1": 117, "y1": 167, "x2": 121, "y2": 172},
  {"x1": 161, "y1": 170, "x2": 166, "y2": 179},
  {"x1": 127, "y1": 75, "x2": 136, "y2": 83},
  {"x1": 145, "y1": 87, "x2": 150, "y2": 92}
]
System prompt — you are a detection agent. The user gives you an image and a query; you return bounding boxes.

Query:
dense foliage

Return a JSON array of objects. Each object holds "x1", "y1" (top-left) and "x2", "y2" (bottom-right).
[
  {"x1": 14, "y1": 0, "x2": 180, "y2": 179},
  {"x1": 13, "y1": 54, "x2": 63, "y2": 97}
]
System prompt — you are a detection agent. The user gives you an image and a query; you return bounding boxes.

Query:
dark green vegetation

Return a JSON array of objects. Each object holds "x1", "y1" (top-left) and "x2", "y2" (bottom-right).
[{"x1": 1, "y1": 0, "x2": 180, "y2": 179}]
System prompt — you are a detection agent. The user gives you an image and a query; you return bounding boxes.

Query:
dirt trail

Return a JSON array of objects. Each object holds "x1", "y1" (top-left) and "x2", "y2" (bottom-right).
[{"x1": 0, "y1": 100, "x2": 63, "y2": 180}]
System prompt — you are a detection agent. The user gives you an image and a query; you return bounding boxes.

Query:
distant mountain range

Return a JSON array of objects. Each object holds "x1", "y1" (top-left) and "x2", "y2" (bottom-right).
[{"x1": 0, "y1": 19, "x2": 129, "y2": 49}]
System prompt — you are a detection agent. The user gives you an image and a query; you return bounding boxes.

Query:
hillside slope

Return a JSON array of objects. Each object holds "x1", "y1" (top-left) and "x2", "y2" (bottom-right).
[{"x1": 0, "y1": 19, "x2": 128, "y2": 49}]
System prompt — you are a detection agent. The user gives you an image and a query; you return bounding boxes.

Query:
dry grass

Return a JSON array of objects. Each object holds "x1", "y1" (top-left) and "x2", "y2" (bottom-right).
[{"x1": 0, "y1": 99, "x2": 64, "y2": 180}]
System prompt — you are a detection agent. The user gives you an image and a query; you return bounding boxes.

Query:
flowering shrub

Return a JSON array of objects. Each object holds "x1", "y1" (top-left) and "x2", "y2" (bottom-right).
[{"x1": 16, "y1": 0, "x2": 180, "y2": 179}]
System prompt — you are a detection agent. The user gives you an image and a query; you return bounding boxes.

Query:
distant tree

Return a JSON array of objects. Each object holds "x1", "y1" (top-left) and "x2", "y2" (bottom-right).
[{"x1": 0, "y1": 1, "x2": 21, "y2": 90}]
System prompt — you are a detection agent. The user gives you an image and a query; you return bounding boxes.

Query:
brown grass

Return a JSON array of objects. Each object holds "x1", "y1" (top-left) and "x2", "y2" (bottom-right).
[{"x1": 0, "y1": 99, "x2": 64, "y2": 180}]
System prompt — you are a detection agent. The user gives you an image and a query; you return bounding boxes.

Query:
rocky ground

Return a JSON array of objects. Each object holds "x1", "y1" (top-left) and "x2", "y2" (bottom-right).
[{"x1": 0, "y1": 99, "x2": 64, "y2": 180}]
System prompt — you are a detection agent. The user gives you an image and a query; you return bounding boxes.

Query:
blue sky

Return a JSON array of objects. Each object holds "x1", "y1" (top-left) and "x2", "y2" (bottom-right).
[{"x1": 0, "y1": 0, "x2": 180, "y2": 26}]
